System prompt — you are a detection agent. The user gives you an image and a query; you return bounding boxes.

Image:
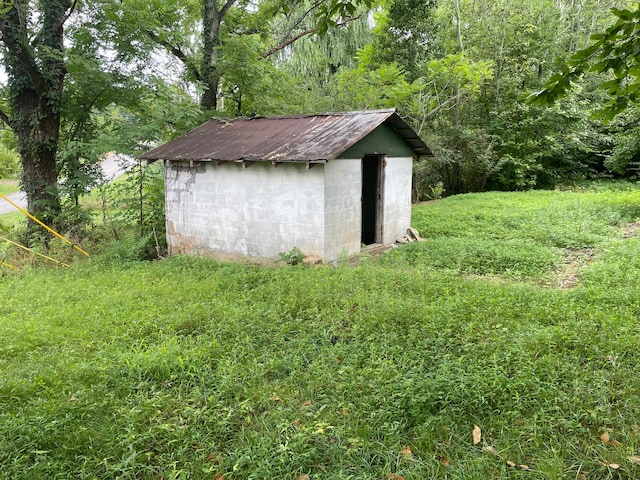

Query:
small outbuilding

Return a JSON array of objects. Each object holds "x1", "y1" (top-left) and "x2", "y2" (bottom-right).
[{"x1": 140, "y1": 109, "x2": 431, "y2": 262}]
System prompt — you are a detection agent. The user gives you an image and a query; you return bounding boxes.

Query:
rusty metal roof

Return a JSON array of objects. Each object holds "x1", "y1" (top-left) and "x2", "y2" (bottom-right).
[{"x1": 140, "y1": 109, "x2": 431, "y2": 162}]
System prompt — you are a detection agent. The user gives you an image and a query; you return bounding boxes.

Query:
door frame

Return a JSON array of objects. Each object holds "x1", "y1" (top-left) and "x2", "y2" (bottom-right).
[{"x1": 361, "y1": 154, "x2": 385, "y2": 245}]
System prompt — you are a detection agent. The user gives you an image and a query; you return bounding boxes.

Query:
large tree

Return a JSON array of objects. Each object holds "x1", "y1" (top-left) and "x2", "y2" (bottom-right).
[
  {"x1": 0, "y1": 0, "x2": 77, "y2": 227},
  {"x1": 101, "y1": 0, "x2": 373, "y2": 112}
]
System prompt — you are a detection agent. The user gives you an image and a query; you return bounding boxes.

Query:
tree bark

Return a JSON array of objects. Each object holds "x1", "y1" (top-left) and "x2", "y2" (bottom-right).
[
  {"x1": 453, "y1": 0, "x2": 464, "y2": 125},
  {"x1": 200, "y1": 0, "x2": 236, "y2": 110},
  {"x1": 14, "y1": 88, "x2": 62, "y2": 228}
]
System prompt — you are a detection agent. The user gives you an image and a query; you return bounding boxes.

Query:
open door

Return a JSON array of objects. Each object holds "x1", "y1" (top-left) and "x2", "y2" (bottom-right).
[{"x1": 361, "y1": 155, "x2": 384, "y2": 245}]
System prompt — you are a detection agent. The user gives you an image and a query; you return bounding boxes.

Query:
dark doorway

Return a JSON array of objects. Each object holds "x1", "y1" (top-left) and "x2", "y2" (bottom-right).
[{"x1": 361, "y1": 155, "x2": 384, "y2": 245}]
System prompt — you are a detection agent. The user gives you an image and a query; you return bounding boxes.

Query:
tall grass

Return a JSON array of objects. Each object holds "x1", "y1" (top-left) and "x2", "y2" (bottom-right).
[{"x1": 1, "y1": 183, "x2": 640, "y2": 479}]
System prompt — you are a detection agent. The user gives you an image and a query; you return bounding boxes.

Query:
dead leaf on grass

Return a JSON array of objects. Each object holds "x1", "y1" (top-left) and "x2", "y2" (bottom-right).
[
  {"x1": 68, "y1": 395, "x2": 77, "y2": 402},
  {"x1": 482, "y1": 446, "x2": 498, "y2": 455},
  {"x1": 215, "y1": 474, "x2": 225, "y2": 480},
  {"x1": 437, "y1": 455, "x2": 450, "y2": 466},
  {"x1": 600, "y1": 431, "x2": 622, "y2": 447},
  {"x1": 505, "y1": 460, "x2": 530, "y2": 470},
  {"x1": 401, "y1": 445, "x2": 413, "y2": 458},
  {"x1": 301, "y1": 400, "x2": 312, "y2": 408},
  {"x1": 603, "y1": 460, "x2": 620, "y2": 469},
  {"x1": 387, "y1": 474, "x2": 405, "y2": 480},
  {"x1": 295, "y1": 474, "x2": 310, "y2": 480},
  {"x1": 628, "y1": 455, "x2": 640, "y2": 465},
  {"x1": 472, "y1": 425, "x2": 482, "y2": 445}
]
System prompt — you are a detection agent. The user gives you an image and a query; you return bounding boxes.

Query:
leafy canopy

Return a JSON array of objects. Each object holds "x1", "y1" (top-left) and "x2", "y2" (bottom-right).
[{"x1": 529, "y1": 5, "x2": 640, "y2": 121}]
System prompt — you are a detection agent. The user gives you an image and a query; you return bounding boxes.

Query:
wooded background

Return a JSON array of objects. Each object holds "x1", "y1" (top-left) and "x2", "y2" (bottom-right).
[{"x1": 0, "y1": 0, "x2": 638, "y2": 231}]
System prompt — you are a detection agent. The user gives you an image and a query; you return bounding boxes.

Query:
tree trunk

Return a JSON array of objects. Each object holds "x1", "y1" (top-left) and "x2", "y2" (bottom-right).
[
  {"x1": 453, "y1": 0, "x2": 464, "y2": 125},
  {"x1": 201, "y1": 0, "x2": 225, "y2": 110},
  {"x1": 15, "y1": 88, "x2": 62, "y2": 228},
  {"x1": 0, "y1": 0, "x2": 72, "y2": 232}
]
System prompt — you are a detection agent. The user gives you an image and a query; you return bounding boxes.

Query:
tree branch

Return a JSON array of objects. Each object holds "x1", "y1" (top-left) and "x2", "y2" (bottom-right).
[
  {"x1": 279, "y1": 0, "x2": 324, "y2": 41},
  {"x1": 145, "y1": 30, "x2": 203, "y2": 82},
  {"x1": 218, "y1": 0, "x2": 239, "y2": 21},
  {"x1": 260, "y1": 27, "x2": 317, "y2": 59},
  {"x1": 0, "y1": 21, "x2": 48, "y2": 96},
  {"x1": 260, "y1": 14, "x2": 364, "y2": 60},
  {"x1": 30, "y1": 0, "x2": 78, "y2": 47},
  {"x1": 13, "y1": 0, "x2": 27, "y2": 33}
]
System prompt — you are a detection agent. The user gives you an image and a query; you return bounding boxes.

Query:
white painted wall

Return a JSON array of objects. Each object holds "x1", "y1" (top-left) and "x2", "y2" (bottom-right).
[
  {"x1": 165, "y1": 161, "x2": 325, "y2": 259},
  {"x1": 164, "y1": 155, "x2": 414, "y2": 262},
  {"x1": 382, "y1": 157, "x2": 413, "y2": 244},
  {"x1": 324, "y1": 159, "x2": 362, "y2": 260}
]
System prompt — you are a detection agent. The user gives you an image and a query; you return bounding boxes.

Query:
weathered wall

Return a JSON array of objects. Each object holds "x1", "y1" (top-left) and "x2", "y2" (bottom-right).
[
  {"x1": 382, "y1": 157, "x2": 413, "y2": 244},
  {"x1": 323, "y1": 159, "x2": 362, "y2": 260},
  {"x1": 165, "y1": 161, "x2": 325, "y2": 259},
  {"x1": 164, "y1": 155, "x2": 414, "y2": 262}
]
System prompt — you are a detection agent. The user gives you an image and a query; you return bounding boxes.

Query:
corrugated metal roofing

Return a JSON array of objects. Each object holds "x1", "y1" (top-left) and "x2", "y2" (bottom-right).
[{"x1": 140, "y1": 109, "x2": 431, "y2": 162}]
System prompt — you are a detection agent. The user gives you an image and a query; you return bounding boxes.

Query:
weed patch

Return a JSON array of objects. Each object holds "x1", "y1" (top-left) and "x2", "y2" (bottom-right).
[{"x1": 2, "y1": 184, "x2": 640, "y2": 478}]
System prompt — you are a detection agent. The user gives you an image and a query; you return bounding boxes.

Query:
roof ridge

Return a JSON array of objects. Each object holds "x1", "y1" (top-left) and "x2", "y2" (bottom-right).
[{"x1": 211, "y1": 109, "x2": 397, "y2": 123}]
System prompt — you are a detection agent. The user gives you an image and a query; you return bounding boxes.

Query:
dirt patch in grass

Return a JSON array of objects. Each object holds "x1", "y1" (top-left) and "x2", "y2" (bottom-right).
[
  {"x1": 619, "y1": 220, "x2": 640, "y2": 238},
  {"x1": 556, "y1": 221, "x2": 640, "y2": 289},
  {"x1": 556, "y1": 248, "x2": 595, "y2": 289}
]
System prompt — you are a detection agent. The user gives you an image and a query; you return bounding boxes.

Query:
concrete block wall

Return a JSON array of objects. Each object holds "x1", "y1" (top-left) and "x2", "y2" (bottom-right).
[
  {"x1": 323, "y1": 159, "x2": 362, "y2": 260},
  {"x1": 165, "y1": 161, "x2": 326, "y2": 259},
  {"x1": 164, "y1": 156, "x2": 414, "y2": 262},
  {"x1": 382, "y1": 157, "x2": 413, "y2": 244}
]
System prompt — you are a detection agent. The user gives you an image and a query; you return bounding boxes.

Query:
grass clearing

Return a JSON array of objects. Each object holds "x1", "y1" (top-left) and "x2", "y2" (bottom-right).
[
  {"x1": 1, "y1": 183, "x2": 640, "y2": 478},
  {"x1": 0, "y1": 180, "x2": 19, "y2": 196}
]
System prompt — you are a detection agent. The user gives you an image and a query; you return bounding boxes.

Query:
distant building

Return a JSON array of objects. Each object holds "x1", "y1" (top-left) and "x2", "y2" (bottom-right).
[{"x1": 140, "y1": 109, "x2": 431, "y2": 262}]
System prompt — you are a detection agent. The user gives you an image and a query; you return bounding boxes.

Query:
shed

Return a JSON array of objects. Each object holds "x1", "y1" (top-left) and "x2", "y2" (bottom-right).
[{"x1": 140, "y1": 109, "x2": 431, "y2": 262}]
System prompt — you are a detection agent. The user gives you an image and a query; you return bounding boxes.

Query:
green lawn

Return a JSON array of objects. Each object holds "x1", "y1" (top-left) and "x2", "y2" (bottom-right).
[
  {"x1": 0, "y1": 180, "x2": 19, "y2": 196},
  {"x1": 1, "y1": 182, "x2": 640, "y2": 479}
]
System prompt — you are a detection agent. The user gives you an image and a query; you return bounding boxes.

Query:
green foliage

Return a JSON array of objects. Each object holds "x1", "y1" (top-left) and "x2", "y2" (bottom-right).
[
  {"x1": 350, "y1": 0, "x2": 619, "y2": 192},
  {"x1": 488, "y1": 96, "x2": 607, "y2": 189},
  {"x1": 335, "y1": 63, "x2": 421, "y2": 110},
  {"x1": 104, "y1": 160, "x2": 166, "y2": 245},
  {"x1": 278, "y1": 246, "x2": 304, "y2": 266},
  {"x1": 2, "y1": 184, "x2": 640, "y2": 478},
  {"x1": 315, "y1": 0, "x2": 375, "y2": 35},
  {"x1": 370, "y1": 0, "x2": 440, "y2": 77},
  {"x1": 420, "y1": 126, "x2": 497, "y2": 195},
  {"x1": 0, "y1": 128, "x2": 20, "y2": 179},
  {"x1": 0, "y1": 142, "x2": 20, "y2": 179},
  {"x1": 529, "y1": 4, "x2": 640, "y2": 121},
  {"x1": 604, "y1": 106, "x2": 640, "y2": 176}
]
